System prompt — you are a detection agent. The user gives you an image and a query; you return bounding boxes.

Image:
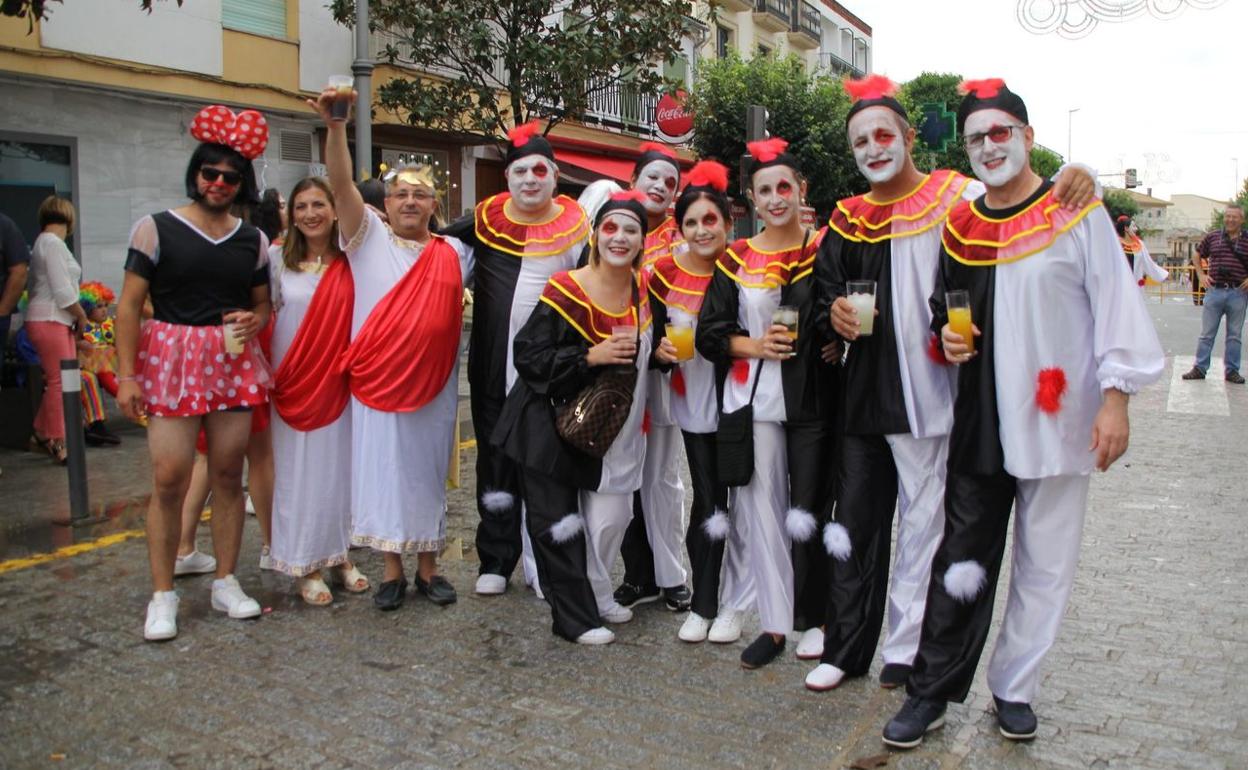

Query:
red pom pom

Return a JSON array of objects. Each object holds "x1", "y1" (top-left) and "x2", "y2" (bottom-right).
[
  {"x1": 507, "y1": 120, "x2": 542, "y2": 147},
  {"x1": 958, "y1": 78, "x2": 1006, "y2": 99},
  {"x1": 641, "y1": 408, "x2": 651, "y2": 435},
  {"x1": 638, "y1": 141, "x2": 677, "y2": 160},
  {"x1": 732, "y1": 359, "x2": 751, "y2": 385},
  {"x1": 1035, "y1": 367, "x2": 1067, "y2": 414},
  {"x1": 746, "y1": 137, "x2": 789, "y2": 164},
  {"x1": 1138, "y1": 278, "x2": 1146, "y2": 287},
  {"x1": 926, "y1": 333, "x2": 950, "y2": 366},
  {"x1": 685, "y1": 160, "x2": 729, "y2": 193},
  {"x1": 843, "y1": 74, "x2": 898, "y2": 102},
  {"x1": 670, "y1": 368, "x2": 687, "y2": 396}
]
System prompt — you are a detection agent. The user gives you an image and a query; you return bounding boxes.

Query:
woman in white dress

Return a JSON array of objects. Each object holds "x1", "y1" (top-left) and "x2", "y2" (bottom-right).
[{"x1": 268, "y1": 177, "x2": 369, "y2": 604}]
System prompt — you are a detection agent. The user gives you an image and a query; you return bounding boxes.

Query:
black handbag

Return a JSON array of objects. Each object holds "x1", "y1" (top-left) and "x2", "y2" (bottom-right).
[
  {"x1": 716, "y1": 361, "x2": 764, "y2": 487},
  {"x1": 555, "y1": 284, "x2": 640, "y2": 459}
]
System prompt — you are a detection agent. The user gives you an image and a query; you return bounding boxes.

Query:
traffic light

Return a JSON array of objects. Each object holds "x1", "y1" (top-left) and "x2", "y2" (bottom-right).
[
  {"x1": 746, "y1": 105, "x2": 769, "y2": 142},
  {"x1": 1125, "y1": 168, "x2": 1138, "y2": 188}
]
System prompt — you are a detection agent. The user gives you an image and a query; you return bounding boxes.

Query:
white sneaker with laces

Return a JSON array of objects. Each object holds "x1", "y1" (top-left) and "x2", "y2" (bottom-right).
[
  {"x1": 708, "y1": 610, "x2": 743, "y2": 643},
  {"x1": 575, "y1": 627, "x2": 615, "y2": 645},
  {"x1": 173, "y1": 549, "x2": 217, "y2": 576},
  {"x1": 805, "y1": 663, "x2": 846, "y2": 692},
  {"x1": 144, "y1": 591, "x2": 179, "y2": 641},
  {"x1": 678, "y1": 612, "x2": 711, "y2": 643},
  {"x1": 600, "y1": 604, "x2": 634, "y2": 624},
  {"x1": 474, "y1": 573, "x2": 507, "y2": 595},
  {"x1": 211, "y1": 575, "x2": 261, "y2": 619},
  {"x1": 796, "y1": 627, "x2": 824, "y2": 660}
]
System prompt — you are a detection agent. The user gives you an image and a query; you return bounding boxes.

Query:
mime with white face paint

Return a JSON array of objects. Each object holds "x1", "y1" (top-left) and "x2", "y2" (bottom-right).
[
  {"x1": 441, "y1": 122, "x2": 589, "y2": 598},
  {"x1": 882, "y1": 79, "x2": 1165, "y2": 750}
]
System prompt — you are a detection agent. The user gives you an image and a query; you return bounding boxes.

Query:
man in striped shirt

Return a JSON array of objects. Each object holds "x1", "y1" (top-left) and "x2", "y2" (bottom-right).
[{"x1": 1182, "y1": 205, "x2": 1248, "y2": 384}]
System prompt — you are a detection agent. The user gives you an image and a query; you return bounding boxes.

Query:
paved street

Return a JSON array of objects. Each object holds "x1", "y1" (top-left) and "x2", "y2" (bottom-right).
[{"x1": 1, "y1": 296, "x2": 1245, "y2": 769}]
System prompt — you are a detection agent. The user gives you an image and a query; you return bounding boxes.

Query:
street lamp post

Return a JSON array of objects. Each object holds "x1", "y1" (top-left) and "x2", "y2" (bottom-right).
[
  {"x1": 1233, "y1": 157, "x2": 1240, "y2": 200},
  {"x1": 1067, "y1": 107, "x2": 1080, "y2": 162}
]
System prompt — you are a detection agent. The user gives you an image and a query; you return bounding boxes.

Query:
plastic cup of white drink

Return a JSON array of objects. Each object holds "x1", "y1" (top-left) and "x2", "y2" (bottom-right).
[
  {"x1": 222, "y1": 309, "x2": 245, "y2": 355},
  {"x1": 327, "y1": 75, "x2": 354, "y2": 121},
  {"x1": 846, "y1": 280, "x2": 877, "y2": 336}
]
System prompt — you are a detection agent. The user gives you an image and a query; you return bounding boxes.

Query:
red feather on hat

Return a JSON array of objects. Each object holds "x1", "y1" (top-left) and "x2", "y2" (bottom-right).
[
  {"x1": 638, "y1": 141, "x2": 677, "y2": 159},
  {"x1": 958, "y1": 78, "x2": 1006, "y2": 98},
  {"x1": 685, "y1": 160, "x2": 729, "y2": 192},
  {"x1": 507, "y1": 120, "x2": 543, "y2": 147},
  {"x1": 843, "y1": 74, "x2": 898, "y2": 102},
  {"x1": 747, "y1": 137, "x2": 789, "y2": 163}
]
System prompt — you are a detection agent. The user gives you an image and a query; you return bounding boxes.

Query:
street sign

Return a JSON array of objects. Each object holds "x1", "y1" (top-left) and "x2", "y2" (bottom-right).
[{"x1": 918, "y1": 102, "x2": 957, "y2": 152}]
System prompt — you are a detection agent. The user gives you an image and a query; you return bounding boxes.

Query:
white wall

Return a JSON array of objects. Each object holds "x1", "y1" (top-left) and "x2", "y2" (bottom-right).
[
  {"x1": 298, "y1": 0, "x2": 354, "y2": 93},
  {"x1": 41, "y1": 0, "x2": 223, "y2": 77}
]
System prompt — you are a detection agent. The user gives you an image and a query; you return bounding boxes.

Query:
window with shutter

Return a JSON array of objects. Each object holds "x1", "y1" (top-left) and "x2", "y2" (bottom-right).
[{"x1": 222, "y1": 0, "x2": 287, "y2": 39}]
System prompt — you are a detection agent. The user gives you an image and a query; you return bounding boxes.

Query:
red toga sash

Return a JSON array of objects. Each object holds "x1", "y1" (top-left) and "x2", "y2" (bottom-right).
[
  {"x1": 272, "y1": 258, "x2": 354, "y2": 431},
  {"x1": 339, "y1": 235, "x2": 464, "y2": 413}
]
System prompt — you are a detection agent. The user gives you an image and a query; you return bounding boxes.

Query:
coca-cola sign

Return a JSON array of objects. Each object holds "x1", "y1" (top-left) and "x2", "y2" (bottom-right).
[{"x1": 656, "y1": 91, "x2": 694, "y2": 140}]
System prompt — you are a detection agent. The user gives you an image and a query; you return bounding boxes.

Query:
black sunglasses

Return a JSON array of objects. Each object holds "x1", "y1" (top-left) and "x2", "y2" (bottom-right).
[{"x1": 200, "y1": 167, "x2": 243, "y2": 186}]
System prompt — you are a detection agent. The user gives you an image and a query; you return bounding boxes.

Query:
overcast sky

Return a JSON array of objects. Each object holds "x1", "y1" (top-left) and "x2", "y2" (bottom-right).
[{"x1": 871, "y1": 0, "x2": 1245, "y2": 201}]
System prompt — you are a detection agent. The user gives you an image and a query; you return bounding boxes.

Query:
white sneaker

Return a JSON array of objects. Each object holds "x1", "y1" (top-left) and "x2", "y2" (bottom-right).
[
  {"x1": 805, "y1": 663, "x2": 846, "y2": 692},
  {"x1": 258, "y1": 545, "x2": 275, "y2": 572},
  {"x1": 244, "y1": 494, "x2": 255, "y2": 515},
  {"x1": 575, "y1": 627, "x2": 615, "y2": 645},
  {"x1": 144, "y1": 591, "x2": 179, "y2": 641},
  {"x1": 678, "y1": 612, "x2": 711, "y2": 643},
  {"x1": 796, "y1": 627, "x2": 824, "y2": 660},
  {"x1": 173, "y1": 549, "x2": 217, "y2": 576},
  {"x1": 211, "y1": 575, "x2": 261, "y2": 619},
  {"x1": 474, "y1": 573, "x2": 507, "y2": 595},
  {"x1": 707, "y1": 610, "x2": 743, "y2": 643},
  {"x1": 600, "y1": 604, "x2": 634, "y2": 624}
]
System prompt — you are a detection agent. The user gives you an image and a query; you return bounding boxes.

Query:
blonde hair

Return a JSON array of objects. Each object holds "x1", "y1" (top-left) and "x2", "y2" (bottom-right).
[
  {"x1": 282, "y1": 177, "x2": 340, "y2": 272},
  {"x1": 37, "y1": 195, "x2": 76, "y2": 236}
]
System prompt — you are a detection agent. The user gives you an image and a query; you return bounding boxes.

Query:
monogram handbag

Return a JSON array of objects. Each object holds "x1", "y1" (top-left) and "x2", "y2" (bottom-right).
[
  {"x1": 555, "y1": 286, "x2": 640, "y2": 459},
  {"x1": 716, "y1": 362, "x2": 763, "y2": 487}
]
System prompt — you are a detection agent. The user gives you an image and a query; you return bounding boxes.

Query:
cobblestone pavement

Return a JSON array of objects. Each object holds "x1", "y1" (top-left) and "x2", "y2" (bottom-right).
[{"x1": 1, "y1": 297, "x2": 1245, "y2": 769}]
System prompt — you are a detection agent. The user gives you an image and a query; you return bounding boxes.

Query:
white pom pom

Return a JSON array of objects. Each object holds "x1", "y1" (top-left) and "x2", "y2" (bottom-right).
[
  {"x1": 823, "y1": 522, "x2": 852, "y2": 561},
  {"x1": 481, "y1": 490, "x2": 515, "y2": 513},
  {"x1": 785, "y1": 507, "x2": 817, "y2": 543},
  {"x1": 702, "y1": 510, "x2": 730, "y2": 541},
  {"x1": 943, "y1": 560, "x2": 987, "y2": 603},
  {"x1": 549, "y1": 514, "x2": 584, "y2": 544}
]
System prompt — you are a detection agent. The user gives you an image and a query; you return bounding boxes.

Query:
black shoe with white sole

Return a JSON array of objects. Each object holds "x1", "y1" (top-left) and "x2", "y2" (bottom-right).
[
  {"x1": 878, "y1": 663, "x2": 912, "y2": 689},
  {"x1": 662, "y1": 584, "x2": 692, "y2": 612},
  {"x1": 993, "y1": 696, "x2": 1037, "y2": 741},
  {"x1": 882, "y1": 695, "x2": 947, "y2": 749},
  {"x1": 613, "y1": 582, "x2": 660, "y2": 608}
]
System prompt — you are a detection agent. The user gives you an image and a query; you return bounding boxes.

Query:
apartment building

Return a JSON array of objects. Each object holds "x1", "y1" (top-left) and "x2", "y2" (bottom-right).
[{"x1": 701, "y1": 0, "x2": 872, "y2": 76}]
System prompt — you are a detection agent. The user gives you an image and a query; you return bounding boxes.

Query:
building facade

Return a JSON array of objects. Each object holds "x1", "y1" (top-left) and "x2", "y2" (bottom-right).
[{"x1": 699, "y1": 0, "x2": 872, "y2": 76}]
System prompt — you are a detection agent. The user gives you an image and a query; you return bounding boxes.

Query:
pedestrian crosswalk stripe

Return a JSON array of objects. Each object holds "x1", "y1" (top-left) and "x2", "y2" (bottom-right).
[{"x1": 1166, "y1": 356, "x2": 1230, "y2": 416}]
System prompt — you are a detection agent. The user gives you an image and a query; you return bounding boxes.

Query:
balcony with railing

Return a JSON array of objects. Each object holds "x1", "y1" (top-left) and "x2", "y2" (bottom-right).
[
  {"x1": 787, "y1": 1, "x2": 820, "y2": 50},
  {"x1": 753, "y1": 0, "x2": 793, "y2": 33},
  {"x1": 818, "y1": 50, "x2": 865, "y2": 79}
]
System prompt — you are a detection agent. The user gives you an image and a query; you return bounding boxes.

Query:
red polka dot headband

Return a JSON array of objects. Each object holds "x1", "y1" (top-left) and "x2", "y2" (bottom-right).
[{"x1": 189, "y1": 104, "x2": 269, "y2": 160}]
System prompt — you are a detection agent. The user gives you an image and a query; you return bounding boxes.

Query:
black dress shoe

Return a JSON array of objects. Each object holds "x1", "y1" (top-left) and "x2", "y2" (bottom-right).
[
  {"x1": 993, "y1": 696, "x2": 1038, "y2": 741},
  {"x1": 84, "y1": 427, "x2": 107, "y2": 447},
  {"x1": 373, "y1": 578, "x2": 407, "y2": 611},
  {"x1": 414, "y1": 574, "x2": 457, "y2": 606},
  {"x1": 1181, "y1": 366, "x2": 1206, "y2": 380},
  {"x1": 879, "y1": 663, "x2": 912, "y2": 689},
  {"x1": 662, "y1": 584, "x2": 692, "y2": 612},
  {"x1": 740, "y1": 633, "x2": 786, "y2": 669},
  {"x1": 882, "y1": 695, "x2": 946, "y2": 749},
  {"x1": 613, "y1": 582, "x2": 659, "y2": 608},
  {"x1": 1227, "y1": 371, "x2": 1246, "y2": 384}
]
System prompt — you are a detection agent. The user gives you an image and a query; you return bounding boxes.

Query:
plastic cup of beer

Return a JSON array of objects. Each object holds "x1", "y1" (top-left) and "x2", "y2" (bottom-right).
[
  {"x1": 222, "y1": 309, "x2": 245, "y2": 356},
  {"x1": 846, "y1": 280, "x2": 877, "y2": 336},
  {"x1": 771, "y1": 305, "x2": 798, "y2": 357},
  {"x1": 327, "y1": 75, "x2": 354, "y2": 121},
  {"x1": 665, "y1": 322, "x2": 695, "y2": 361},
  {"x1": 945, "y1": 290, "x2": 974, "y2": 355}
]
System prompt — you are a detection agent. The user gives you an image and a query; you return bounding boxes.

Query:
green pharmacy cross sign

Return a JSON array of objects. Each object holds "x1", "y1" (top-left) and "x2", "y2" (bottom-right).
[{"x1": 918, "y1": 102, "x2": 957, "y2": 152}]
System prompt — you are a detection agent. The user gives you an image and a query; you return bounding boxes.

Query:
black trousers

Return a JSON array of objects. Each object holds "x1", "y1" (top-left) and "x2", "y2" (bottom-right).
[
  {"x1": 682, "y1": 430, "x2": 729, "y2": 619},
  {"x1": 518, "y1": 469, "x2": 602, "y2": 641},
  {"x1": 472, "y1": 388, "x2": 524, "y2": 578},
  {"x1": 787, "y1": 420, "x2": 834, "y2": 632},
  {"x1": 620, "y1": 492, "x2": 657, "y2": 590},
  {"x1": 908, "y1": 467, "x2": 1017, "y2": 703},
  {"x1": 821, "y1": 434, "x2": 899, "y2": 673}
]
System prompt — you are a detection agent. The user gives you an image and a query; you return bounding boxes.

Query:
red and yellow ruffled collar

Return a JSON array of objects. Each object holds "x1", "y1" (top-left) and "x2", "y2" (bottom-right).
[
  {"x1": 717, "y1": 230, "x2": 824, "y2": 289},
  {"x1": 942, "y1": 190, "x2": 1101, "y2": 266},
  {"x1": 540, "y1": 270, "x2": 653, "y2": 344},
  {"x1": 1120, "y1": 233, "x2": 1143, "y2": 254},
  {"x1": 829, "y1": 169, "x2": 970, "y2": 243},
  {"x1": 474, "y1": 193, "x2": 589, "y2": 258},
  {"x1": 642, "y1": 217, "x2": 681, "y2": 272},
  {"x1": 650, "y1": 253, "x2": 713, "y2": 315}
]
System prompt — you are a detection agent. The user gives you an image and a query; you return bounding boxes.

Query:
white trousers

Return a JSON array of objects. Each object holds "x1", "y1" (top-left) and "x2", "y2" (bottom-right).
[
  {"x1": 986, "y1": 474, "x2": 1091, "y2": 703},
  {"x1": 639, "y1": 423, "x2": 688, "y2": 588},
  {"x1": 581, "y1": 490, "x2": 634, "y2": 615},
  {"x1": 881, "y1": 432, "x2": 949, "y2": 666},
  {"x1": 732, "y1": 422, "x2": 793, "y2": 636}
]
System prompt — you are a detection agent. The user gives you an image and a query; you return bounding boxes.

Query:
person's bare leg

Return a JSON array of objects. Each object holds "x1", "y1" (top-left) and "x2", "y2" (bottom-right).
[
  {"x1": 416, "y1": 551, "x2": 439, "y2": 582},
  {"x1": 177, "y1": 452, "x2": 210, "y2": 557},
  {"x1": 146, "y1": 416, "x2": 201, "y2": 591},
  {"x1": 245, "y1": 426, "x2": 274, "y2": 547},
  {"x1": 382, "y1": 552, "x2": 404, "y2": 582},
  {"x1": 203, "y1": 410, "x2": 252, "y2": 578}
]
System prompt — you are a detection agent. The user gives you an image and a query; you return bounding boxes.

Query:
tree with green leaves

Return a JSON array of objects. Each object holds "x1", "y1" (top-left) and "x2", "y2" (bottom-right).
[
  {"x1": 329, "y1": 0, "x2": 689, "y2": 145},
  {"x1": 2, "y1": 0, "x2": 178, "y2": 29},
  {"x1": 686, "y1": 51, "x2": 860, "y2": 217},
  {"x1": 1103, "y1": 189, "x2": 1142, "y2": 224}
]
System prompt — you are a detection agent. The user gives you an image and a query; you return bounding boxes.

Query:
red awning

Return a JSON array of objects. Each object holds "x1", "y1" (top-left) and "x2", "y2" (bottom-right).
[{"x1": 552, "y1": 148, "x2": 636, "y2": 183}]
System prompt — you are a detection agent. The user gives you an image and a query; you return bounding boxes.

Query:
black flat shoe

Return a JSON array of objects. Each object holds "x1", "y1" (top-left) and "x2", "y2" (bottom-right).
[
  {"x1": 613, "y1": 582, "x2": 659, "y2": 608},
  {"x1": 879, "y1": 663, "x2": 912, "y2": 689},
  {"x1": 993, "y1": 696, "x2": 1038, "y2": 741},
  {"x1": 373, "y1": 578, "x2": 407, "y2": 611},
  {"x1": 662, "y1": 584, "x2": 692, "y2": 612},
  {"x1": 740, "y1": 633, "x2": 785, "y2": 669},
  {"x1": 414, "y1": 574, "x2": 457, "y2": 606}
]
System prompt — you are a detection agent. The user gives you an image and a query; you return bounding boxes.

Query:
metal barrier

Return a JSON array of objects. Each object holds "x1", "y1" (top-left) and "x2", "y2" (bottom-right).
[{"x1": 1141, "y1": 264, "x2": 1208, "y2": 304}]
